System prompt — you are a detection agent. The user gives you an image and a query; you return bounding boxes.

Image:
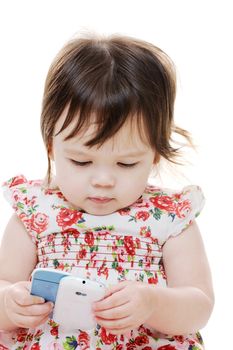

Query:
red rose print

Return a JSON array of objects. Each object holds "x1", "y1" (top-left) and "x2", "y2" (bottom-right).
[
  {"x1": 9, "y1": 175, "x2": 26, "y2": 187},
  {"x1": 134, "y1": 335, "x2": 149, "y2": 346},
  {"x1": 139, "y1": 226, "x2": 152, "y2": 238},
  {"x1": 31, "y1": 343, "x2": 41, "y2": 350},
  {"x1": 142, "y1": 347, "x2": 153, "y2": 350},
  {"x1": 118, "y1": 207, "x2": 131, "y2": 215},
  {"x1": 176, "y1": 199, "x2": 191, "y2": 218},
  {"x1": 116, "y1": 345, "x2": 124, "y2": 350},
  {"x1": 150, "y1": 195, "x2": 176, "y2": 212},
  {"x1": 126, "y1": 344, "x2": 136, "y2": 350},
  {"x1": 78, "y1": 248, "x2": 87, "y2": 259},
  {"x1": 116, "y1": 265, "x2": 124, "y2": 273},
  {"x1": 84, "y1": 231, "x2": 95, "y2": 247},
  {"x1": 50, "y1": 326, "x2": 58, "y2": 337},
  {"x1": 16, "y1": 329, "x2": 28, "y2": 342},
  {"x1": 157, "y1": 345, "x2": 176, "y2": 350},
  {"x1": 78, "y1": 331, "x2": 90, "y2": 349},
  {"x1": 124, "y1": 236, "x2": 135, "y2": 256},
  {"x1": 56, "y1": 208, "x2": 83, "y2": 229},
  {"x1": 97, "y1": 265, "x2": 109, "y2": 279},
  {"x1": 62, "y1": 228, "x2": 80, "y2": 239},
  {"x1": 135, "y1": 211, "x2": 150, "y2": 221},
  {"x1": 99, "y1": 327, "x2": 117, "y2": 345},
  {"x1": 31, "y1": 213, "x2": 49, "y2": 234},
  {"x1": 174, "y1": 335, "x2": 185, "y2": 343},
  {"x1": 148, "y1": 275, "x2": 158, "y2": 284}
]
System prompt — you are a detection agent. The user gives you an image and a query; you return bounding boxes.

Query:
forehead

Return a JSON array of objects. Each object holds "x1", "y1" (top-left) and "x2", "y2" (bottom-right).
[{"x1": 53, "y1": 108, "x2": 151, "y2": 153}]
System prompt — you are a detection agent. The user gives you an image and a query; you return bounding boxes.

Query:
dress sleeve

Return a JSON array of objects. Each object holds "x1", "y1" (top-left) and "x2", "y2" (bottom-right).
[
  {"x1": 165, "y1": 185, "x2": 205, "y2": 242},
  {"x1": 2, "y1": 175, "x2": 39, "y2": 244}
]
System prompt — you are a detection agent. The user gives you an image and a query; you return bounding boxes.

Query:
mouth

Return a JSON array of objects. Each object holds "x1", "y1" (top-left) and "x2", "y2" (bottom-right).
[{"x1": 88, "y1": 197, "x2": 113, "y2": 204}]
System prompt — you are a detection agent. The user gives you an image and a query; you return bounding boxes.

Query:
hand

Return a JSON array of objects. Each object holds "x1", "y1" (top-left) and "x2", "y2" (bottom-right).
[
  {"x1": 92, "y1": 280, "x2": 155, "y2": 335},
  {"x1": 4, "y1": 281, "x2": 54, "y2": 329}
]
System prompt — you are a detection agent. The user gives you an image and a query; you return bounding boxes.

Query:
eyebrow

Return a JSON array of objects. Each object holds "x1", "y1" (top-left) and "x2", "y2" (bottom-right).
[{"x1": 64, "y1": 148, "x2": 148, "y2": 158}]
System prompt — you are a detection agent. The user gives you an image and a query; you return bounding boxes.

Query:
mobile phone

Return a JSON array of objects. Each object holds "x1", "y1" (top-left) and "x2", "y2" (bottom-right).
[
  {"x1": 30, "y1": 268, "x2": 70, "y2": 303},
  {"x1": 53, "y1": 276, "x2": 106, "y2": 331}
]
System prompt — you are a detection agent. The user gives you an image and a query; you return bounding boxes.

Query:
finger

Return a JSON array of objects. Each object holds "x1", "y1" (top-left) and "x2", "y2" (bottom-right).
[
  {"x1": 93, "y1": 289, "x2": 130, "y2": 311},
  {"x1": 13, "y1": 291, "x2": 45, "y2": 307},
  {"x1": 14, "y1": 302, "x2": 54, "y2": 317},
  {"x1": 13, "y1": 310, "x2": 51, "y2": 329},
  {"x1": 104, "y1": 281, "x2": 131, "y2": 297},
  {"x1": 94, "y1": 302, "x2": 131, "y2": 320},
  {"x1": 96, "y1": 315, "x2": 133, "y2": 331}
]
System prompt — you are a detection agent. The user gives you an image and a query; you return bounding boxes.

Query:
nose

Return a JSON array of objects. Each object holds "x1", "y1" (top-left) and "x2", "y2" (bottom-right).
[{"x1": 90, "y1": 168, "x2": 115, "y2": 188}]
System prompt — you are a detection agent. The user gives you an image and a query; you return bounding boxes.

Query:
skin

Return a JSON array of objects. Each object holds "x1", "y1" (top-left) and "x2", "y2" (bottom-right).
[
  {"x1": 0, "y1": 109, "x2": 214, "y2": 335},
  {"x1": 50, "y1": 111, "x2": 157, "y2": 216}
]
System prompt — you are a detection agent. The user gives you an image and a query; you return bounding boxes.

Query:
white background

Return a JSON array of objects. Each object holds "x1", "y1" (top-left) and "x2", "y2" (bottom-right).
[{"x1": 0, "y1": 1, "x2": 232, "y2": 348}]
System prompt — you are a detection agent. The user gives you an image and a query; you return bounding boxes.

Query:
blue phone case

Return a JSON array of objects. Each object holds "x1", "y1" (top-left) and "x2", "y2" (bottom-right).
[{"x1": 30, "y1": 268, "x2": 70, "y2": 303}]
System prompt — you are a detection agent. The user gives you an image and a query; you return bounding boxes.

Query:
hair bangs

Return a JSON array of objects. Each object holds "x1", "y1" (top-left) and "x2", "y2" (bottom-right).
[{"x1": 56, "y1": 69, "x2": 144, "y2": 148}]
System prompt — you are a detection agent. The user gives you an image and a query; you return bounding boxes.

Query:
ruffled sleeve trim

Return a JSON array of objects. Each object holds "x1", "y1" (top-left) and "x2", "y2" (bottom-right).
[
  {"x1": 2, "y1": 175, "x2": 43, "y2": 244},
  {"x1": 164, "y1": 185, "x2": 205, "y2": 241}
]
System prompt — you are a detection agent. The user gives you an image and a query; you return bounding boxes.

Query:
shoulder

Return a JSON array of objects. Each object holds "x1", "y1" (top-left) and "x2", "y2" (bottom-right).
[{"x1": 142, "y1": 183, "x2": 205, "y2": 243}]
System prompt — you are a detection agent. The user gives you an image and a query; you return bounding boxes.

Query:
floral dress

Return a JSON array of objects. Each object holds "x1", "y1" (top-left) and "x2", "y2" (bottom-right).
[{"x1": 0, "y1": 175, "x2": 206, "y2": 350}]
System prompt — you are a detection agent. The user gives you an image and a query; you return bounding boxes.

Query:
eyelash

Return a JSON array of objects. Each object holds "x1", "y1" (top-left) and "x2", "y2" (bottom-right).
[{"x1": 70, "y1": 160, "x2": 138, "y2": 168}]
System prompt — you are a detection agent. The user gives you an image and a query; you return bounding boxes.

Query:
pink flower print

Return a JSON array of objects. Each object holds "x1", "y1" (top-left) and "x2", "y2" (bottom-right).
[
  {"x1": 133, "y1": 197, "x2": 150, "y2": 208},
  {"x1": 31, "y1": 213, "x2": 49, "y2": 234},
  {"x1": 19, "y1": 212, "x2": 31, "y2": 232},
  {"x1": 176, "y1": 199, "x2": 191, "y2": 218},
  {"x1": 41, "y1": 255, "x2": 49, "y2": 266},
  {"x1": 8, "y1": 175, "x2": 27, "y2": 188},
  {"x1": 135, "y1": 211, "x2": 150, "y2": 221},
  {"x1": 12, "y1": 188, "x2": 24, "y2": 203},
  {"x1": 150, "y1": 195, "x2": 176, "y2": 213},
  {"x1": 56, "y1": 208, "x2": 83, "y2": 229}
]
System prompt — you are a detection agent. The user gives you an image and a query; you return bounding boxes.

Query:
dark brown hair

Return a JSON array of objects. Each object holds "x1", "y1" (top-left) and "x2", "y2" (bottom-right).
[{"x1": 40, "y1": 33, "x2": 192, "y2": 184}]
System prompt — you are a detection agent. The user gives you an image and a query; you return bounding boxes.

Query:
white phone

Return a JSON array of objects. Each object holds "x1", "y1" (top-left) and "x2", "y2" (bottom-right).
[{"x1": 53, "y1": 276, "x2": 106, "y2": 331}]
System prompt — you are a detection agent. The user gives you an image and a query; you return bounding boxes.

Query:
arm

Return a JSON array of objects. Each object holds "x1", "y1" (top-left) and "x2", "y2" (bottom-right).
[
  {"x1": 146, "y1": 221, "x2": 214, "y2": 334},
  {"x1": 93, "y1": 221, "x2": 214, "y2": 335},
  {"x1": 0, "y1": 214, "x2": 52, "y2": 330}
]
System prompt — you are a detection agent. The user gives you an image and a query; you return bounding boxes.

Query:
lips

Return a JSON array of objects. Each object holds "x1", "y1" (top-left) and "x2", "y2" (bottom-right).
[{"x1": 88, "y1": 197, "x2": 113, "y2": 204}]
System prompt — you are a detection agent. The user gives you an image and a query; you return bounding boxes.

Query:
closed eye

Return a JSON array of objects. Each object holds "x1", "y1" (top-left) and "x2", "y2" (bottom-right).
[
  {"x1": 70, "y1": 160, "x2": 92, "y2": 166},
  {"x1": 117, "y1": 162, "x2": 138, "y2": 168}
]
